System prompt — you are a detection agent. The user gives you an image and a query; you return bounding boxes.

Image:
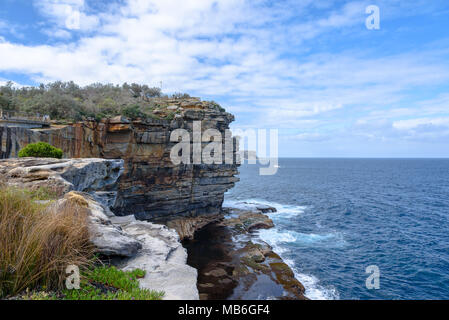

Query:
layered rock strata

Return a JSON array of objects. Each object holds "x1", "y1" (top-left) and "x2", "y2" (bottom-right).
[
  {"x1": 0, "y1": 158, "x2": 123, "y2": 201},
  {"x1": 0, "y1": 158, "x2": 199, "y2": 300},
  {"x1": 0, "y1": 99, "x2": 239, "y2": 228}
]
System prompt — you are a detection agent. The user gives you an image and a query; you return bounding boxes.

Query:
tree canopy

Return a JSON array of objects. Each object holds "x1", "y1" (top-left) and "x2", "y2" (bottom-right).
[{"x1": 0, "y1": 81, "x2": 192, "y2": 121}]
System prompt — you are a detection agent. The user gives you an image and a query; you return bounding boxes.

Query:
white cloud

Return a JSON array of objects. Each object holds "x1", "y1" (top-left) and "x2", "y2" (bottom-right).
[
  {"x1": 0, "y1": 0, "x2": 448, "y2": 151},
  {"x1": 393, "y1": 117, "x2": 449, "y2": 130},
  {"x1": 0, "y1": 19, "x2": 24, "y2": 38},
  {"x1": 41, "y1": 28, "x2": 72, "y2": 39},
  {"x1": 291, "y1": 132, "x2": 331, "y2": 142},
  {"x1": 0, "y1": 79, "x2": 24, "y2": 88},
  {"x1": 35, "y1": 0, "x2": 100, "y2": 32}
]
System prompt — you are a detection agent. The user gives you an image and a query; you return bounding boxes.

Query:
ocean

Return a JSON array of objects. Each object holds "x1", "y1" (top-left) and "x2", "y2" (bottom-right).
[{"x1": 224, "y1": 158, "x2": 449, "y2": 300}]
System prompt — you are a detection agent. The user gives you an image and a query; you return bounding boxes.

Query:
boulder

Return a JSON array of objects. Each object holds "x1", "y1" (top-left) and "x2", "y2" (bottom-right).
[{"x1": 51, "y1": 192, "x2": 142, "y2": 257}]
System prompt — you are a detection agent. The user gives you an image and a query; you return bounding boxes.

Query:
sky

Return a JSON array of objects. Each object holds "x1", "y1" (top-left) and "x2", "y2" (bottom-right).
[{"x1": 1, "y1": 0, "x2": 449, "y2": 157}]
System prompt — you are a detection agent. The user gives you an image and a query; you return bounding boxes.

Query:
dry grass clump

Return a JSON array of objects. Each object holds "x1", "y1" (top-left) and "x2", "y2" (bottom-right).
[{"x1": 0, "y1": 187, "x2": 94, "y2": 298}]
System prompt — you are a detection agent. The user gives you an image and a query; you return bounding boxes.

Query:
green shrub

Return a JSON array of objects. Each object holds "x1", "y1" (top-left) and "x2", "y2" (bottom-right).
[
  {"x1": 18, "y1": 142, "x2": 63, "y2": 159},
  {"x1": 208, "y1": 100, "x2": 225, "y2": 112},
  {"x1": 122, "y1": 104, "x2": 144, "y2": 119}
]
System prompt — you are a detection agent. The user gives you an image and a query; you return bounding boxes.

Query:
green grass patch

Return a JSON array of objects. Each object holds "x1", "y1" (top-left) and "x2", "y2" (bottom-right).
[
  {"x1": 23, "y1": 187, "x2": 59, "y2": 200},
  {"x1": 19, "y1": 266, "x2": 164, "y2": 300},
  {"x1": 44, "y1": 266, "x2": 163, "y2": 300}
]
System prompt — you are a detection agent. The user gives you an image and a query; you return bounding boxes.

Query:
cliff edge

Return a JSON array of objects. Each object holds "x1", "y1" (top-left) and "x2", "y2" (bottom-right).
[
  {"x1": 0, "y1": 98, "x2": 239, "y2": 234},
  {"x1": 0, "y1": 158, "x2": 199, "y2": 300}
]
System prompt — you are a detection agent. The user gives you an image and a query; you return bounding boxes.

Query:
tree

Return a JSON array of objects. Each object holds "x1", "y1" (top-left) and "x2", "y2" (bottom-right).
[
  {"x1": 171, "y1": 92, "x2": 190, "y2": 99},
  {"x1": 143, "y1": 86, "x2": 162, "y2": 99},
  {"x1": 0, "y1": 94, "x2": 13, "y2": 110},
  {"x1": 0, "y1": 81, "x2": 193, "y2": 122}
]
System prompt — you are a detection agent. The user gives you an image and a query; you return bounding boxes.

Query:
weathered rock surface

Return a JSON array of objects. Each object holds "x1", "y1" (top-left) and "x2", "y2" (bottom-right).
[
  {"x1": 53, "y1": 191, "x2": 142, "y2": 257},
  {"x1": 222, "y1": 207, "x2": 275, "y2": 232},
  {"x1": 0, "y1": 158, "x2": 123, "y2": 202},
  {"x1": 166, "y1": 214, "x2": 223, "y2": 240},
  {"x1": 184, "y1": 205, "x2": 307, "y2": 300},
  {"x1": 0, "y1": 157, "x2": 199, "y2": 299},
  {"x1": 0, "y1": 158, "x2": 140, "y2": 257},
  {"x1": 0, "y1": 98, "x2": 239, "y2": 226},
  {"x1": 111, "y1": 215, "x2": 199, "y2": 300},
  {"x1": 51, "y1": 192, "x2": 199, "y2": 298}
]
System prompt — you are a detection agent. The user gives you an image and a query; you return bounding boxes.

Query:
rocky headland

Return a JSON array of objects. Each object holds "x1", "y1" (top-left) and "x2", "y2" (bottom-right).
[
  {"x1": 0, "y1": 97, "x2": 305, "y2": 300},
  {"x1": 0, "y1": 98, "x2": 239, "y2": 228}
]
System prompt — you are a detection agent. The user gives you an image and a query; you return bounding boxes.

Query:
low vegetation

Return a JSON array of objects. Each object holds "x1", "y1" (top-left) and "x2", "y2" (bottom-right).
[
  {"x1": 0, "y1": 187, "x2": 93, "y2": 298},
  {"x1": 59, "y1": 266, "x2": 163, "y2": 300},
  {"x1": 0, "y1": 81, "x2": 225, "y2": 122},
  {"x1": 18, "y1": 142, "x2": 63, "y2": 159},
  {"x1": 0, "y1": 81, "x2": 189, "y2": 121},
  {"x1": 0, "y1": 187, "x2": 164, "y2": 300},
  {"x1": 17, "y1": 265, "x2": 164, "y2": 300},
  {"x1": 22, "y1": 186, "x2": 60, "y2": 201}
]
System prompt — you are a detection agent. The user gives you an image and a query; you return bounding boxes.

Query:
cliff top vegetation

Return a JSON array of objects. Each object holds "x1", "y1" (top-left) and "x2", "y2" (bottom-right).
[{"x1": 0, "y1": 81, "x2": 224, "y2": 122}]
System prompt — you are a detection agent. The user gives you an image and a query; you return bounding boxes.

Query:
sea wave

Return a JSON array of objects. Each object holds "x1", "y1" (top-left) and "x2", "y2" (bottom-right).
[
  {"x1": 227, "y1": 199, "x2": 340, "y2": 300},
  {"x1": 257, "y1": 228, "x2": 345, "y2": 248},
  {"x1": 223, "y1": 198, "x2": 306, "y2": 219},
  {"x1": 292, "y1": 270, "x2": 340, "y2": 300},
  {"x1": 256, "y1": 228, "x2": 341, "y2": 300}
]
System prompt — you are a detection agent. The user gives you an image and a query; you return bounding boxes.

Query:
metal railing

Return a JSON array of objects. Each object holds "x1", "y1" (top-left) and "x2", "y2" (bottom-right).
[{"x1": 0, "y1": 109, "x2": 51, "y2": 123}]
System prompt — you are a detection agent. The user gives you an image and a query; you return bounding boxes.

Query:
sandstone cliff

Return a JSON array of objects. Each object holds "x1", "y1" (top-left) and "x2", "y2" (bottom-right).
[
  {"x1": 0, "y1": 158, "x2": 199, "y2": 300},
  {"x1": 0, "y1": 98, "x2": 239, "y2": 227}
]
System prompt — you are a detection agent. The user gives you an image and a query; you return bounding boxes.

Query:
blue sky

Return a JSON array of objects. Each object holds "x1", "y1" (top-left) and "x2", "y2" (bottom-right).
[{"x1": 1, "y1": 0, "x2": 449, "y2": 157}]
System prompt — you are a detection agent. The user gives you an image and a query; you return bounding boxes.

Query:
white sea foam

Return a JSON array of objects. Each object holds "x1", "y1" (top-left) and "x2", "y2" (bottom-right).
[
  {"x1": 280, "y1": 257, "x2": 337, "y2": 300},
  {"x1": 258, "y1": 228, "x2": 340, "y2": 300},
  {"x1": 257, "y1": 228, "x2": 344, "y2": 247},
  {"x1": 223, "y1": 198, "x2": 306, "y2": 219},
  {"x1": 224, "y1": 198, "x2": 341, "y2": 300},
  {"x1": 257, "y1": 229, "x2": 297, "y2": 244},
  {"x1": 293, "y1": 272, "x2": 340, "y2": 300}
]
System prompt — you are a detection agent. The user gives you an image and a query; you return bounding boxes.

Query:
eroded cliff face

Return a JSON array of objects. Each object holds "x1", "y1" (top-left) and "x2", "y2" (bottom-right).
[
  {"x1": 0, "y1": 99, "x2": 239, "y2": 225},
  {"x1": 0, "y1": 158, "x2": 199, "y2": 299}
]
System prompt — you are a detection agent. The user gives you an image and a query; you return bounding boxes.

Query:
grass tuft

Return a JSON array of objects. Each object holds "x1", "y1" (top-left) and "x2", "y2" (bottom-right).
[
  {"x1": 0, "y1": 186, "x2": 164, "y2": 300},
  {"x1": 0, "y1": 187, "x2": 94, "y2": 298}
]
